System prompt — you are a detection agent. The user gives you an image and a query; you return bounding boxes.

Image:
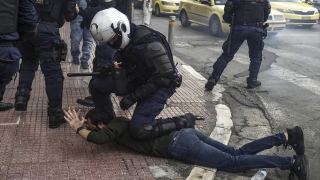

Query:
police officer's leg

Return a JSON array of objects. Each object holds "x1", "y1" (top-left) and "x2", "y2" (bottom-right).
[
  {"x1": 0, "y1": 60, "x2": 19, "y2": 111},
  {"x1": 88, "y1": 75, "x2": 116, "y2": 116},
  {"x1": 40, "y1": 59, "x2": 65, "y2": 128},
  {"x1": 247, "y1": 27, "x2": 264, "y2": 89},
  {"x1": 205, "y1": 26, "x2": 246, "y2": 91},
  {"x1": 130, "y1": 87, "x2": 196, "y2": 140},
  {"x1": 15, "y1": 40, "x2": 38, "y2": 111},
  {"x1": 77, "y1": 44, "x2": 116, "y2": 107},
  {"x1": 70, "y1": 20, "x2": 82, "y2": 64}
]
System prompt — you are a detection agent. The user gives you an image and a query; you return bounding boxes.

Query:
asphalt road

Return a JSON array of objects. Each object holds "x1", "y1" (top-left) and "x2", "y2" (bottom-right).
[{"x1": 133, "y1": 10, "x2": 320, "y2": 179}]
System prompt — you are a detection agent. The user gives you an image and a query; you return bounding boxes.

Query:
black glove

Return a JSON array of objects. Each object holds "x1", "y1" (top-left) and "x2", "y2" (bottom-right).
[
  {"x1": 224, "y1": 0, "x2": 234, "y2": 14},
  {"x1": 120, "y1": 93, "x2": 137, "y2": 110},
  {"x1": 262, "y1": 23, "x2": 269, "y2": 39},
  {"x1": 63, "y1": 0, "x2": 78, "y2": 22},
  {"x1": 18, "y1": 23, "x2": 37, "y2": 41},
  {"x1": 96, "y1": 66, "x2": 111, "y2": 79}
]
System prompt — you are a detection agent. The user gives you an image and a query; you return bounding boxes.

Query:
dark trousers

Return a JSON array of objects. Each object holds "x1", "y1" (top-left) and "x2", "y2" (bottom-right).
[
  {"x1": 90, "y1": 74, "x2": 177, "y2": 132},
  {"x1": 0, "y1": 60, "x2": 19, "y2": 101},
  {"x1": 17, "y1": 23, "x2": 64, "y2": 106},
  {"x1": 168, "y1": 129, "x2": 293, "y2": 172},
  {"x1": 212, "y1": 25, "x2": 264, "y2": 78}
]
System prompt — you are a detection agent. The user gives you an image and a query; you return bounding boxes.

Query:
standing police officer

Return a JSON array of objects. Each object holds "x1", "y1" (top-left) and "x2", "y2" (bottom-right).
[
  {"x1": 88, "y1": 8, "x2": 194, "y2": 140},
  {"x1": 0, "y1": 0, "x2": 38, "y2": 111},
  {"x1": 205, "y1": 0, "x2": 271, "y2": 90},
  {"x1": 14, "y1": 0, "x2": 78, "y2": 128}
]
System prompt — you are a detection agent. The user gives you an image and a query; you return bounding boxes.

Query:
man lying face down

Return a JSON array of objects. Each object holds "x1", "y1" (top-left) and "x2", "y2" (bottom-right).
[{"x1": 64, "y1": 107, "x2": 309, "y2": 180}]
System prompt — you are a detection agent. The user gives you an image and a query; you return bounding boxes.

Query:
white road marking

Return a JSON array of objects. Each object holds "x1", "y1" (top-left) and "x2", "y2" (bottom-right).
[
  {"x1": 0, "y1": 116, "x2": 21, "y2": 126},
  {"x1": 186, "y1": 104, "x2": 233, "y2": 180}
]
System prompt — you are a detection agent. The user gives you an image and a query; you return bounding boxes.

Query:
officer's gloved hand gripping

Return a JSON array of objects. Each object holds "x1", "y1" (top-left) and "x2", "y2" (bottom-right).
[{"x1": 120, "y1": 93, "x2": 137, "y2": 110}]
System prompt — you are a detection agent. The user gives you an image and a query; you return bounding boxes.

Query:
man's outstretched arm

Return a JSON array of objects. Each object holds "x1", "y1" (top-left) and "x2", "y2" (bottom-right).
[{"x1": 64, "y1": 107, "x2": 90, "y2": 140}]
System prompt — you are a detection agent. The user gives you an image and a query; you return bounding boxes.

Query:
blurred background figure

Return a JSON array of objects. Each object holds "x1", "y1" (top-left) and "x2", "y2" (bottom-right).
[
  {"x1": 142, "y1": 0, "x2": 152, "y2": 27},
  {"x1": 70, "y1": 0, "x2": 94, "y2": 69}
]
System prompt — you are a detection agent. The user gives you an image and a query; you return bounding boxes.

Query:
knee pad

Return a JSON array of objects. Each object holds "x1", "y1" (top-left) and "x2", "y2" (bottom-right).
[{"x1": 131, "y1": 124, "x2": 158, "y2": 140}]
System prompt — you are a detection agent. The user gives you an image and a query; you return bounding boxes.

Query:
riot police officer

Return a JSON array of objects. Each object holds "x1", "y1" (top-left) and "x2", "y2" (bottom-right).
[
  {"x1": 88, "y1": 8, "x2": 194, "y2": 140},
  {"x1": 0, "y1": 0, "x2": 38, "y2": 111},
  {"x1": 205, "y1": 0, "x2": 271, "y2": 90},
  {"x1": 14, "y1": 0, "x2": 78, "y2": 128},
  {"x1": 75, "y1": 0, "x2": 132, "y2": 107}
]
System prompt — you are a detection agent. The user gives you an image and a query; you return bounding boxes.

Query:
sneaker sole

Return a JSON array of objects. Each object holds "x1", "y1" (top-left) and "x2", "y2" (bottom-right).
[
  {"x1": 295, "y1": 126, "x2": 305, "y2": 155},
  {"x1": 302, "y1": 154, "x2": 310, "y2": 180}
]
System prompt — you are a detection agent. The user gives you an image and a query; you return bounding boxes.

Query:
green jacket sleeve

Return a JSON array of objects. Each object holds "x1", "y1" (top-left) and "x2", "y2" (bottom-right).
[{"x1": 87, "y1": 117, "x2": 131, "y2": 144}]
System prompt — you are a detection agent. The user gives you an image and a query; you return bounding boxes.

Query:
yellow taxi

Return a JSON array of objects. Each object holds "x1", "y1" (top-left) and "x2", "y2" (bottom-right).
[
  {"x1": 270, "y1": 0, "x2": 319, "y2": 28},
  {"x1": 178, "y1": 0, "x2": 286, "y2": 36},
  {"x1": 152, "y1": 0, "x2": 180, "y2": 16}
]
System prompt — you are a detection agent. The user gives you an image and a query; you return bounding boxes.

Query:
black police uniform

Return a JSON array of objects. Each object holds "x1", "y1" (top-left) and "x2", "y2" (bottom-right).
[
  {"x1": 76, "y1": 0, "x2": 132, "y2": 107},
  {"x1": 0, "y1": 0, "x2": 38, "y2": 111},
  {"x1": 14, "y1": 0, "x2": 77, "y2": 128},
  {"x1": 89, "y1": 24, "x2": 192, "y2": 140},
  {"x1": 205, "y1": 0, "x2": 271, "y2": 90}
]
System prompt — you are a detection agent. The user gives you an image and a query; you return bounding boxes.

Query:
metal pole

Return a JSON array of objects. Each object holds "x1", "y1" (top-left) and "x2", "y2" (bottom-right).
[
  {"x1": 168, "y1": 16, "x2": 176, "y2": 49},
  {"x1": 131, "y1": 2, "x2": 134, "y2": 22}
]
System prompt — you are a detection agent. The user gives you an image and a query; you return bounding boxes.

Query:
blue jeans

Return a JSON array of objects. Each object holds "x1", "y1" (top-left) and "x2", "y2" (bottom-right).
[
  {"x1": 70, "y1": 20, "x2": 93, "y2": 64},
  {"x1": 168, "y1": 129, "x2": 293, "y2": 172}
]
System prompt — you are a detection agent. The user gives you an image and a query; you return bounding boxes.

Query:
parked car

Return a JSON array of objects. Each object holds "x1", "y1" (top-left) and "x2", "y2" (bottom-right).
[
  {"x1": 178, "y1": 0, "x2": 286, "y2": 36},
  {"x1": 270, "y1": 0, "x2": 319, "y2": 28},
  {"x1": 311, "y1": 0, "x2": 320, "y2": 19},
  {"x1": 152, "y1": 0, "x2": 180, "y2": 16}
]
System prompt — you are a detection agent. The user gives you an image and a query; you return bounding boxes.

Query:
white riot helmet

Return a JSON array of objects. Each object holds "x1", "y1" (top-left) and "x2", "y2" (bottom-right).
[{"x1": 90, "y1": 8, "x2": 130, "y2": 49}]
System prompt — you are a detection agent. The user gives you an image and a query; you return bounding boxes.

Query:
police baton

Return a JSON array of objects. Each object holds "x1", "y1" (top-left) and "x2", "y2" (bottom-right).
[
  {"x1": 67, "y1": 72, "x2": 100, "y2": 77},
  {"x1": 227, "y1": 15, "x2": 234, "y2": 54}
]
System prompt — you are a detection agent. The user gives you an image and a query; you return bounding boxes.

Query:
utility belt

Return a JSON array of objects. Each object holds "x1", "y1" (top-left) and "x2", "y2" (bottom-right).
[
  {"x1": 0, "y1": 58, "x2": 16, "y2": 63},
  {"x1": 111, "y1": 67, "x2": 182, "y2": 96},
  {"x1": 40, "y1": 21, "x2": 60, "y2": 28},
  {"x1": 37, "y1": 40, "x2": 67, "y2": 63},
  {"x1": 0, "y1": 40, "x2": 16, "y2": 47},
  {"x1": 234, "y1": 22, "x2": 264, "y2": 28}
]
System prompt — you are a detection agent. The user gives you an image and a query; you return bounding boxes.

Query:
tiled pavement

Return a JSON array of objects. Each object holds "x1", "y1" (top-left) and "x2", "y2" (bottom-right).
[{"x1": 0, "y1": 20, "x2": 218, "y2": 179}]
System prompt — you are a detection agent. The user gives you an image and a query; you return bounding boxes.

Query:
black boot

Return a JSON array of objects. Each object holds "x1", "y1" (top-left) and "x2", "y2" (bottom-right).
[
  {"x1": 76, "y1": 96, "x2": 95, "y2": 107},
  {"x1": 284, "y1": 126, "x2": 305, "y2": 155},
  {"x1": 205, "y1": 72, "x2": 220, "y2": 91},
  {"x1": 246, "y1": 77, "x2": 261, "y2": 89},
  {"x1": 0, "y1": 102, "x2": 13, "y2": 111},
  {"x1": 289, "y1": 154, "x2": 309, "y2": 180},
  {"x1": 15, "y1": 87, "x2": 31, "y2": 111},
  {"x1": 48, "y1": 105, "x2": 65, "y2": 129},
  {"x1": 132, "y1": 113, "x2": 196, "y2": 140}
]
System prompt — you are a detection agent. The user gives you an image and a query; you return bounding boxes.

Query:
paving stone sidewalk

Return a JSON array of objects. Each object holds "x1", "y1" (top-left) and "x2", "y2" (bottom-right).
[{"x1": 0, "y1": 20, "x2": 217, "y2": 179}]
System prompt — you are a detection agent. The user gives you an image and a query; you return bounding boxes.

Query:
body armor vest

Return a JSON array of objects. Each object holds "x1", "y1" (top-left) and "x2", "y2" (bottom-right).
[
  {"x1": 119, "y1": 26, "x2": 175, "y2": 83},
  {"x1": 0, "y1": 0, "x2": 19, "y2": 34},
  {"x1": 234, "y1": 0, "x2": 265, "y2": 23},
  {"x1": 35, "y1": 0, "x2": 65, "y2": 27}
]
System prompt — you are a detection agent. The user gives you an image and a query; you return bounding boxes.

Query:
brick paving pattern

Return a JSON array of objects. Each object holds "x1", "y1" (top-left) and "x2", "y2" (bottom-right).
[{"x1": 0, "y1": 22, "x2": 217, "y2": 180}]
